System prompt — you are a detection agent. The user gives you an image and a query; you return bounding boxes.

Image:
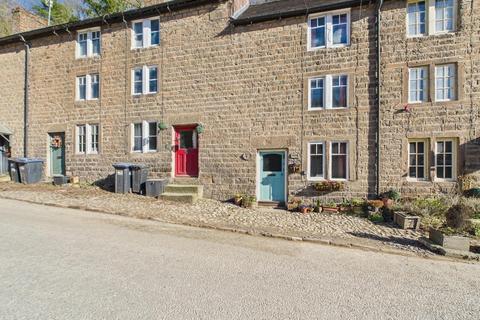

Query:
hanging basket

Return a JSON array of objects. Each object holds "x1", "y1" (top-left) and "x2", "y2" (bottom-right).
[
  {"x1": 51, "y1": 136, "x2": 62, "y2": 148},
  {"x1": 196, "y1": 124, "x2": 205, "y2": 134}
]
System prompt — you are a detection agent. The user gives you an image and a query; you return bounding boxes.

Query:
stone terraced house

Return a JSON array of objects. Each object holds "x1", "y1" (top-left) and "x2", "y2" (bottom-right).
[{"x1": 0, "y1": 0, "x2": 478, "y2": 204}]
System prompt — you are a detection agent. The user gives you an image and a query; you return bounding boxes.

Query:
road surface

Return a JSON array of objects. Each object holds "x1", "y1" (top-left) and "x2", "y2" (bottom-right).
[{"x1": 0, "y1": 198, "x2": 479, "y2": 319}]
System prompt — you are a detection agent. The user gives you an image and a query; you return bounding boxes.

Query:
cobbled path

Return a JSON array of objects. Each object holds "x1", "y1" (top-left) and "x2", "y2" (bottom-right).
[{"x1": 0, "y1": 182, "x2": 433, "y2": 256}]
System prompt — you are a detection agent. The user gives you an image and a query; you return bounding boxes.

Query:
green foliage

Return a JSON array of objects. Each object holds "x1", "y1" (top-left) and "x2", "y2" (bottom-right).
[
  {"x1": 474, "y1": 224, "x2": 480, "y2": 237},
  {"x1": 368, "y1": 213, "x2": 384, "y2": 223},
  {"x1": 82, "y1": 0, "x2": 141, "y2": 18},
  {"x1": 32, "y1": 0, "x2": 78, "y2": 25},
  {"x1": 0, "y1": 0, "x2": 14, "y2": 37},
  {"x1": 384, "y1": 189, "x2": 401, "y2": 201}
]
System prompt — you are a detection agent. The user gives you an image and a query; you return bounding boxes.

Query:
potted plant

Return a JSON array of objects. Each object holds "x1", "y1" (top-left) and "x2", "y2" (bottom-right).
[
  {"x1": 313, "y1": 180, "x2": 345, "y2": 193},
  {"x1": 368, "y1": 212, "x2": 384, "y2": 223},
  {"x1": 233, "y1": 193, "x2": 243, "y2": 206},
  {"x1": 393, "y1": 211, "x2": 421, "y2": 230},
  {"x1": 381, "y1": 189, "x2": 400, "y2": 208},
  {"x1": 429, "y1": 204, "x2": 472, "y2": 252},
  {"x1": 158, "y1": 122, "x2": 168, "y2": 131},
  {"x1": 322, "y1": 201, "x2": 339, "y2": 213},
  {"x1": 313, "y1": 199, "x2": 322, "y2": 213},
  {"x1": 350, "y1": 198, "x2": 366, "y2": 215},
  {"x1": 287, "y1": 197, "x2": 302, "y2": 211},
  {"x1": 339, "y1": 199, "x2": 351, "y2": 213},
  {"x1": 241, "y1": 195, "x2": 257, "y2": 209}
]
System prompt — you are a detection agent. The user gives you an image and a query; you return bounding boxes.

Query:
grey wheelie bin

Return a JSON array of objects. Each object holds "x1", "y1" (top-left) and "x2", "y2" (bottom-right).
[
  {"x1": 113, "y1": 163, "x2": 132, "y2": 194},
  {"x1": 16, "y1": 158, "x2": 44, "y2": 184},
  {"x1": 146, "y1": 179, "x2": 168, "y2": 198},
  {"x1": 131, "y1": 164, "x2": 149, "y2": 194},
  {"x1": 8, "y1": 158, "x2": 20, "y2": 183}
]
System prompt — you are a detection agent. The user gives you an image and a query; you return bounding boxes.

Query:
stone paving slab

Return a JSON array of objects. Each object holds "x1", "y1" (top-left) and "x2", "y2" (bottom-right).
[{"x1": 0, "y1": 182, "x2": 435, "y2": 257}]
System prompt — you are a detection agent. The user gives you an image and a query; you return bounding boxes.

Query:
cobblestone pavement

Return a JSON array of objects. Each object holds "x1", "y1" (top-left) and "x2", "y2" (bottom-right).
[{"x1": 0, "y1": 182, "x2": 434, "y2": 256}]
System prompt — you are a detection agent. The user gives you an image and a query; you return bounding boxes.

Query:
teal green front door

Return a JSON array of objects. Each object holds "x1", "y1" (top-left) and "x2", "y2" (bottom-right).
[
  {"x1": 49, "y1": 133, "x2": 65, "y2": 176},
  {"x1": 258, "y1": 151, "x2": 286, "y2": 202}
]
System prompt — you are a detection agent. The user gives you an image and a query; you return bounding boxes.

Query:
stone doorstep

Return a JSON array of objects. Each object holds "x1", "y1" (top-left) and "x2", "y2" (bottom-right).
[
  {"x1": 159, "y1": 192, "x2": 198, "y2": 204},
  {"x1": 418, "y1": 237, "x2": 480, "y2": 261},
  {"x1": 165, "y1": 184, "x2": 203, "y2": 198},
  {"x1": 0, "y1": 175, "x2": 11, "y2": 182}
]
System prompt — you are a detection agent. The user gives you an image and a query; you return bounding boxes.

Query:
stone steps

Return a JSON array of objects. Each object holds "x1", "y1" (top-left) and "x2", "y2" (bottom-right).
[
  {"x1": 160, "y1": 184, "x2": 203, "y2": 204},
  {"x1": 0, "y1": 175, "x2": 11, "y2": 182}
]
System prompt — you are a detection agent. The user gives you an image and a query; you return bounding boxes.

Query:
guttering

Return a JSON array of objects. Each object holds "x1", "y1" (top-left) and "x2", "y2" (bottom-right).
[
  {"x1": 19, "y1": 35, "x2": 30, "y2": 158},
  {"x1": 375, "y1": 0, "x2": 384, "y2": 196},
  {"x1": 0, "y1": 0, "x2": 221, "y2": 46},
  {"x1": 231, "y1": 0, "x2": 367, "y2": 25}
]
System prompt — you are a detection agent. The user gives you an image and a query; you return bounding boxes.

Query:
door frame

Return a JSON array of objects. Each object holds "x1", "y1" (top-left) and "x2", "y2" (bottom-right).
[
  {"x1": 47, "y1": 132, "x2": 66, "y2": 177},
  {"x1": 256, "y1": 149, "x2": 288, "y2": 203},
  {"x1": 172, "y1": 124, "x2": 199, "y2": 178}
]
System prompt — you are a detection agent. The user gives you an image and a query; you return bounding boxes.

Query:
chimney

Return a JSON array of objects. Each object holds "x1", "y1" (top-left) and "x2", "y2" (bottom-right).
[{"x1": 11, "y1": 7, "x2": 48, "y2": 34}]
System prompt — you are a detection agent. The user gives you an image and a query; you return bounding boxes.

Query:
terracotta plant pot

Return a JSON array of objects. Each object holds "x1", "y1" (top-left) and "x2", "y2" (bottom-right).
[
  {"x1": 322, "y1": 206, "x2": 339, "y2": 213},
  {"x1": 382, "y1": 198, "x2": 394, "y2": 208}
]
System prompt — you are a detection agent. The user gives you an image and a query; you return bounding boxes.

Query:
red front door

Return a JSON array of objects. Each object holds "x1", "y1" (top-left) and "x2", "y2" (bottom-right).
[{"x1": 174, "y1": 126, "x2": 199, "y2": 177}]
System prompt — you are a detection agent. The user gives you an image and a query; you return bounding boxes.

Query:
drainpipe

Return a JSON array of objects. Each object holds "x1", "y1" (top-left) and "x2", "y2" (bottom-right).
[
  {"x1": 19, "y1": 35, "x2": 30, "y2": 158},
  {"x1": 375, "y1": 0, "x2": 384, "y2": 197}
]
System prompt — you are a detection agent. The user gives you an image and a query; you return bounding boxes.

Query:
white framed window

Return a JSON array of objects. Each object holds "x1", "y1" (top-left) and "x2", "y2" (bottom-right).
[
  {"x1": 76, "y1": 74, "x2": 100, "y2": 101},
  {"x1": 76, "y1": 125, "x2": 86, "y2": 154},
  {"x1": 435, "y1": 139, "x2": 456, "y2": 181},
  {"x1": 407, "y1": 1, "x2": 426, "y2": 36},
  {"x1": 408, "y1": 67, "x2": 429, "y2": 103},
  {"x1": 76, "y1": 29, "x2": 101, "y2": 58},
  {"x1": 408, "y1": 139, "x2": 427, "y2": 180},
  {"x1": 132, "y1": 18, "x2": 160, "y2": 49},
  {"x1": 435, "y1": 64, "x2": 456, "y2": 101},
  {"x1": 308, "y1": 74, "x2": 349, "y2": 110},
  {"x1": 131, "y1": 121, "x2": 158, "y2": 153},
  {"x1": 308, "y1": 10, "x2": 350, "y2": 50},
  {"x1": 307, "y1": 142, "x2": 325, "y2": 180},
  {"x1": 76, "y1": 124, "x2": 100, "y2": 155},
  {"x1": 132, "y1": 66, "x2": 158, "y2": 95},
  {"x1": 330, "y1": 142, "x2": 348, "y2": 180},
  {"x1": 407, "y1": 0, "x2": 456, "y2": 37},
  {"x1": 435, "y1": 0, "x2": 455, "y2": 33}
]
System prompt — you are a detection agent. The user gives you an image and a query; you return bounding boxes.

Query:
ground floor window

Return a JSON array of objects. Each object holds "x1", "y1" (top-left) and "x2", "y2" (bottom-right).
[
  {"x1": 76, "y1": 124, "x2": 99, "y2": 154},
  {"x1": 131, "y1": 121, "x2": 157, "y2": 153},
  {"x1": 408, "y1": 139, "x2": 427, "y2": 180},
  {"x1": 307, "y1": 141, "x2": 348, "y2": 181},
  {"x1": 435, "y1": 139, "x2": 456, "y2": 181}
]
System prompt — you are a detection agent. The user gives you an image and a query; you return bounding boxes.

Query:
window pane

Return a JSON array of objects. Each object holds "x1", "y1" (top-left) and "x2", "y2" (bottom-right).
[
  {"x1": 91, "y1": 75, "x2": 99, "y2": 99},
  {"x1": 134, "y1": 22, "x2": 143, "y2": 47},
  {"x1": 134, "y1": 69, "x2": 143, "y2": 94},
  {"x1": 311, "y1": 26, "x2": 325, "y2": 47},
  {"x1": 133, "y1": 123, "x2": 142, "y2": 151},
  {"x1": 310, "y1": 155, "x2": 323, "y2": 177},
  {"x1": 180, "y1": 131, "x2": 194, "y2": 149},
  {"x1": 263, "y1": 154, "x2": 282, "y2": 172},
  {"x1": 332, "y1": 155, "x2": 347, "y2": 179},
  {"x1": 150, "y1": 20, "x2": 160, "y2": 45},
  {"x1": 149, "y1": 67, "x2": 158, "y2": 93},
  {"x1": 445, "y1": 167, "x2": 452, "y2": 179},
  {"x1": 332, "y1": 23, "x2": 347, "y2": 45},
  {"x1": 332, "y1": 86, "x2": 347, "y2": 108}
]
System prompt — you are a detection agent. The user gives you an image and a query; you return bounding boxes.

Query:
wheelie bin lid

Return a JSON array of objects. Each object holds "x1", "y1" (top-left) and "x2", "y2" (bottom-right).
[
  {"x1": 16, "y1": 158, "x2": 44, "y2": 164},
  {"x1": 113, "y1": 162, "x2": 133, "y2": 169}
]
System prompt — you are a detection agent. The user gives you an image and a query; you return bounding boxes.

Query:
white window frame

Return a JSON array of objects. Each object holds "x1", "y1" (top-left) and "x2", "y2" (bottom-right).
[
  {"x1": 131, "y1": 66, "x2": 158, "y2": 96},
  {"x1": 408, "y1": 67, "x2": 429, "y2": 103},
  {"x1": 329, "y1": 141, "x2": 349, "y2": 181},
  {"x1": 76, "y1": 124, "x2": 100, "y2": 155},
  {"x1": 307, "y1": 9, "x2": 350, "y2": 51},
  {"x1": 308, "y1": 74, "x2": 349, "y2": 110},
  {"x1": 76, "y1": 28, "x2": 101, "y2": 59},
  {"x1": 307, "y1": 142, "x2": 326, "y2": 181},
  {"x1": 131, "y1": 18, "x2": 160, "y2": 49},
  {"x1": 435, "y1": 64, "x2": 456, "y2": 101},
  {"x1": 435, "y1": 139, "x2": 456, "y2": 181},
  {"x1": 408, "y1": 139, "x2": 428, "y2": 181},
  {"x1": 406, "y1": 0, "x2": 456, "y2": 38},
  {"x1": 76, "y1": 74, "x2": 100, "y2": 101},
  {"x1": 130, "y1": 121, "x2": 158, "y2": 153}
]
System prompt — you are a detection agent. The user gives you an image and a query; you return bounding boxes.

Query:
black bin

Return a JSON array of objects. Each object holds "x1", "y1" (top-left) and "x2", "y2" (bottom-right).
[
  {"x1": 16, "y1": 158, "x2": 44, "y2": 184},
  {"x1": 146, "y1": 179, "x2": 168, "y2": 198},
  {"x1": 131, "y1": 164, "x2": 149, "y2": 194},
  {"x1": 53, "y1": 175, "x2": 69, "y2": 186},
  {"x1": 8, "y1": 158, "x2": 20, "y2": 183},
  {"x1": 113, "y1": 163, "x2": 132, "y2": 194}
]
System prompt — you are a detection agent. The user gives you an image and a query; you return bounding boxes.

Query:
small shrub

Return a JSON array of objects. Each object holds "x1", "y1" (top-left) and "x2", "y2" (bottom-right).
[
  {"x1": 383, "y1": 189, "x2": 400, "y2": 201},
  {"x1": 474, "y1": 225, "x2": 480, "y2": 237},
  {"x1": 369, "y1": 213, "x2": 384, "y2": 223},
  {"x1": 445, "y1": 204, "x2": 473, "y2": 231}
]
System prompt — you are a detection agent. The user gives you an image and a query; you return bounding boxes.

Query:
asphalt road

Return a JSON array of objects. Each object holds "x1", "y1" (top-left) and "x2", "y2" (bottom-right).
[{"x1": 0, "y1": 198, "x2": 479, "y2": 320}]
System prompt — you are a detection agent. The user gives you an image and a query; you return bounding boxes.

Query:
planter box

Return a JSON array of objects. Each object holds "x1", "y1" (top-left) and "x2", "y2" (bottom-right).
[
  {"x1": 429, "y1": 227, "x2": 471, "y2": 252},
  {"x1": 322, "y1": 206, "x2": 339, "y2": 213},
  {"x1": 393, "y1": 211, "x2": 421, "y2": 230}
]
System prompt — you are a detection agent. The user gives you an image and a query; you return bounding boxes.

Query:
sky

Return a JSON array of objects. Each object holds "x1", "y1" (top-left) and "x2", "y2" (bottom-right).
[{"x1": 18, "y1": 0, "x2": 67, "y2": 10}]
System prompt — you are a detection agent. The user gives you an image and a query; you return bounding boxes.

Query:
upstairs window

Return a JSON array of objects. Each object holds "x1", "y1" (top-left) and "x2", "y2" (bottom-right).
[
  {"x1": 407, "y1": 0, "x2": 456, "y2": 37},
  {"x1": 131, "y1": 121, "x2": 158, "y2": 153},
  {"x1": 435, "y1": 64, "x2": 456, "y2": 101},
  {"x1": 308, "y1": 10, "x2": 350, "y2": 50},
  {"x1": 132, "y1": 66, "x2": 158, "y2": 95},
  {"x1": 407, "y1": 1, "x2": 426, "y2": 36},
  {"x1": 77, "y1": 29, "x2": 101, "y2": 58},
  {"x1": 308, "y1": 75, "x2": 349, "y2": 110},
  {"x1": 76, "y1": 74, "x2": 100, "y2": 101},
  {"x1": 132, "y1": 18, "x2": 160, "y2": 49},
  {"x1": 408, "y1": 67, "x2": 428, "y2": 103}
]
